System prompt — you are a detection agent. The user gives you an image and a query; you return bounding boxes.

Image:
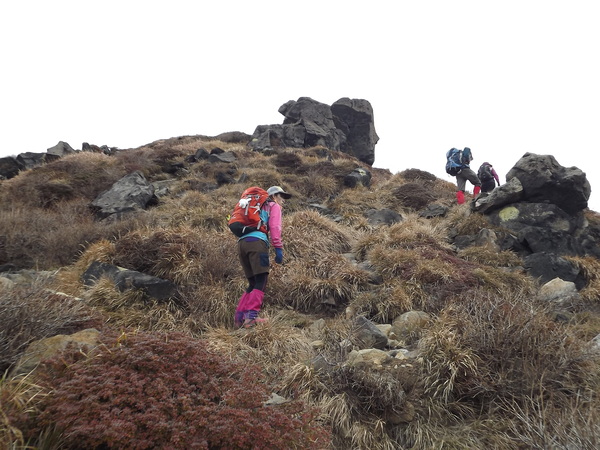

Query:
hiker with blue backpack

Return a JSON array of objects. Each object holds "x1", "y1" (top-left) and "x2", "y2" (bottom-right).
[
  {"x1": 477, "y1": 162, "x2": 500, "y2": 193},
  {"x1": 230, "y1": 185, "x2": 292, "y2": 328},
  {"x1": 445, "y1": 147, "x2": 481, "y2": 204}
]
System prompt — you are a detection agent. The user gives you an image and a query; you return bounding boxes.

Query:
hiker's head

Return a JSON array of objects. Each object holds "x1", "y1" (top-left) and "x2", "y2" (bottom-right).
[{"x1": 267, "y1": 186, "x2": 292, "y2": 205}]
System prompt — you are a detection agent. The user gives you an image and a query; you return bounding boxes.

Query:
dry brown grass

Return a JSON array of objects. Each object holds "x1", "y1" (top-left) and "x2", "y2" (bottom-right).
[
  {"x1": 82, "y1": 278, "x2": 199, "y2": 334},
  {"x1": 327, "y1": 186, "x2": 385, "y2": 219},
  {"x1": 348, "y1": 281, "x2": 417, "y2": 323},
  {"x1": 420, "y1": 290, "x2": 598, "y2": 407},
  {"x1": 447, "y1": 207, "x2": 496, "y2": 236},
  {"x1": 275, "y1": 318, "x2": 413, "y2": 449},
  {"x1": 268, "y1": 255, "x2": 370, "y2": 312},
  {"x1": 203, "y1": 314, "x2": 314, "y2": 377},
  {"x1": 0, "y1": 199, "x2": 152, "y2": 270},
  {"x1": 458, "y1": 246, "x2": 523, "y2": 267},
  {"x1": 0, "y1": 281, "x2": 103, "y2": 374},
  {"x1": 284, "y1": 210, "x2": 357, "y2": 260},
  {"x1": 569, "y1": 255, "x2": 600, "y2": 302},
  {"x1": 111, "y1": 226, "x2": 239, "y2": 286},
  {"x1": 0, "y1": 152, "x2": 127, "y2": 208},
  {"x1": 0, "y1": 372, "x2": 50, "y2": 449}
]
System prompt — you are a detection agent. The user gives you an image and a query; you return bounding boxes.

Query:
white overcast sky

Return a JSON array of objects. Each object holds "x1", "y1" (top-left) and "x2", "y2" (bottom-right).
[{"x1": 2, "y1": 1, "x2": 599, "y2": 210}]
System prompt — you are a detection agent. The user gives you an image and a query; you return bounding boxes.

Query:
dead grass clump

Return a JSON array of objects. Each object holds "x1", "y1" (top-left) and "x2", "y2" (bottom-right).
[
  {"x1": 112, "y1": 227, "x2": 239, "y2": 286},
  {"x1": 421, "y1": 290, "x2": 598, "y2": 411},
  {"x1": 396, "y1": 417, "x2": 517, "y2": 450},
  {"x1": 471, "y1": 266, "x2": 535, "y2": 297},
  {"x1": 155, "y1": 192, "x2": 232, "y2": 230},
  {"x1": 420, "y1": 316, "x2": 483, "y2": 404},
  {"x1": 0, "y1": 152, "x2": 126, "y2": 208},
  {"x1": 183, "y1": 282, "x2": 240, "y2": 329},
  {"x1": 0, "y1": 199, "x2": 152, "y2": 270},
  {"x1": 82, "y1": 278, "x2": 197, "y2": 334},
  {"x1": 501, "y1": 392, "x2": 600, "y2": 449},
  {"x1": 390, "y1": 182, "x2": 435, "y2": 210},
  {"x1": 347, "y1": 281, "x2": 417, "y2": 323},
  {"x1": 277, "y1": 323, "x2": 411, "y2": 450},
  {"x1": 399, "y1": 168, "x2": 438, "y2": 183},
  {"x1": 384, "y1": 217, "x2": 451, "y2": 250},
  {"x1": 326, "y1": 186, "x2": 385, "y2": 221},
  {"x1": 448, "y1": 209, "x2": 495, "y2": 237},
  {"x1": 284, "y1": 210, "x2": 357, "y2": 260},
  {"x1": 295, "y1": 173, "x2": 341, "y2": 201},
  {"x1": 0, "y1": 372, "x2": 50, "y2": 449},
  {"x1": 268, "y1": 256, "x2": 368, "y2": 313},
  {"x1": 111, "y1": 147, "x2": 164, "y2": 177},
  {"x1": 369, "y1": 245, "x2": 478, "y2": 288},
  {"x1": 458, "y1": 246, "x2": 523, "y2": 267},
  {"x1": 272, "y1": 151, "x2": 305, "y2": 173},
  {"x1": 0, "y1": 281, "x2": 103, "y2": 374},
  {"x1": 202, "y1": 315, "x2": 314, "y2": 375},
  {"x1": 568, "y1": 255, "x2": 600, "y2": 302}
]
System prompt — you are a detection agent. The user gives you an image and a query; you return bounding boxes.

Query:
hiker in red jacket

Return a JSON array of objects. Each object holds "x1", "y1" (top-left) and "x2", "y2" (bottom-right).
[
  {"x1": 234, "y1": 185, "x2": 292, "y2": 328},
  {"x1": 454, "y1": 147, "x2": 481, "y2": 204}
]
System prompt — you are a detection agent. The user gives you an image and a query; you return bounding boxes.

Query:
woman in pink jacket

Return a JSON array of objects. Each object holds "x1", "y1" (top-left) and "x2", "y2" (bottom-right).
[{"x1": 234, "y1": 185, "x2": 291, "y2": 328}]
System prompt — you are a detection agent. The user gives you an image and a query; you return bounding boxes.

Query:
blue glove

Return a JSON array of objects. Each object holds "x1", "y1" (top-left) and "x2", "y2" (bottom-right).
[{"x1": 275, "y1": 248, "x2": 283, "y2": 264}]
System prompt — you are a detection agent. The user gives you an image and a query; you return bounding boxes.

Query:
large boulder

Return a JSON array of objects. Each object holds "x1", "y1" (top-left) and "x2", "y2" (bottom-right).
[
  {"x1": 471, "y1": 177, "x2": 524, "y2": 214},
  {"x1": 46, "y1": 141, "x2": 76, "y2": 157},
  {"x1": 505, "y1": 153, "x2": 590, "y2": 215},
  {"x1": 249, "y1": 97, "x2": 377, "y2": 165},
  {"x1": 82, "y1": 261, "x2": 178, "y2": 301},
  {"x1": 90, "y1": 171, "x2": 155, "y2": 219},
  {"x1": 0, "y1": 156, "x2": 20, "y2": 179},
  {"x1": 486, "y1": 202, "x2": 584, "y2": 256},
  {"x1": 11, "y1": 329, "x2": 101, "y2": 377},
  {"x1": 16, "y1": 152, "x2": 57, "y2": 170},
  {"x1": 523, "y1": 252, "x2": 586, "y2": 289},
  {"x1": 331, "y1": 97, "x2": 379, "y2": 165}
]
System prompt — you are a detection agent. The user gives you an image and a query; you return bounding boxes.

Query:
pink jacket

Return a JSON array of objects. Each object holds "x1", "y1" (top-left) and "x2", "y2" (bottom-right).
[{"x1": 263, "y1": 201, "x2": 283, "y2": 248}]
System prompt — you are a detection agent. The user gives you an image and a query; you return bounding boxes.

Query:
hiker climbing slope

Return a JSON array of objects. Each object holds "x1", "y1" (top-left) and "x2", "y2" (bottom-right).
[
  {"x1": 477, "y1": 162, "x2": 500, "y2": 193},
  {"x1": 445, "y1": 147, "x2": 481, "y2": 204},
  {"x1": 233, "y1": 185, "x2": 292, "y2": 328}
]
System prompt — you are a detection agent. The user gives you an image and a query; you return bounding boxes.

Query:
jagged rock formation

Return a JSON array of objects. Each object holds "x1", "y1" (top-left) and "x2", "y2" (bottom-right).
[
  {"x1": 469, "y1": 153, "x2": 597, "y2": 286},
  {"x1": 249, "y1": 97, "x2": 379, "y2": 165}
]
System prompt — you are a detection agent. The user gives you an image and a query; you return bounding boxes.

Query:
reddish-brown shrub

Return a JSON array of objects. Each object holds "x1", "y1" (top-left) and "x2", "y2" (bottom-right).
[{"x1": 24, "y1": 331, "x2": 330, "y2": 449}]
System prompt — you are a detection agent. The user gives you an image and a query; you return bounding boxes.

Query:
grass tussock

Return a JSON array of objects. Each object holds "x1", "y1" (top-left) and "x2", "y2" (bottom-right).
[
  {"x1": 277, "y1": 320, "x2": 414, "y2": 449},
  {"x1": 347, "y1": 281, "x2": 418, "y2": 323},
  {"x1": 0, "y1": 372, "x2": 49, "y2": 449},
  {"x1": 284, "y1": 210, "x2": 357, "y2": 260},
  {"x1": 448, "y1": 208, "x2": 496, "y2": 236},
  {"x1": 111, "y1": 227, "x2": 239, "y2": 286},
  {"x1": 0, "y1": 152, "x2": 126, "y2": 208},
  {"x1": 569, "y1": 255, "x2": 600, "y2": 302},
  {"x1": 82, "y1": 278, "x2": 199, "y2": 334},
  {"x1": 327, "y1": 186, "x2": 384, "y2": 219},
  {"x1": 0, "y1": 281, "x2": 103, "y2": 374},
  {"x1": 268, "y1": 254, "x2": 370, "y2": 312},
  {"x1": 421, "y1": 290, "x2": 598, "y2": 407},
  {"x1": 203, "y1": 316, "x2": 314, "y2": 376},
  {"x1": 459, "y1": 246, "x2": 523, "y2": 267},
  {"x1": 0, "y1": 200, "x2": 151, "y2": 270}
]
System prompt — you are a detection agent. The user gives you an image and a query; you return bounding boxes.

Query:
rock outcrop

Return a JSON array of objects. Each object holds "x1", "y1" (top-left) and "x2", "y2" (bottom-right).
[{"x1": 249, "y1": 97, "x2": 378, "y2": 165}]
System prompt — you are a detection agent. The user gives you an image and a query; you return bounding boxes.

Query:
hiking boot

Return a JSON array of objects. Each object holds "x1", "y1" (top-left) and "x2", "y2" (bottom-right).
[{"x1": 242, "y1": 317, "x2": 268, "y2": 328}]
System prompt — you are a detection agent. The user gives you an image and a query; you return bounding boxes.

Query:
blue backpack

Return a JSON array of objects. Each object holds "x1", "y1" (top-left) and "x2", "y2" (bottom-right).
[{"x1": 445, "y1": 148, "x2": 463, "y2": 176}]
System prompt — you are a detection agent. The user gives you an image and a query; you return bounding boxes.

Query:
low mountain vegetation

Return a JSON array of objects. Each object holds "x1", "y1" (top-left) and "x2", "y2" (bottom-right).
[{"x1": 1, "y1": 136, "x2": 599, "y2": 449}]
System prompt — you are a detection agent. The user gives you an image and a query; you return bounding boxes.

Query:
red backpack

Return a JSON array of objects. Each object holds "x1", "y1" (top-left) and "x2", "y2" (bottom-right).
[{"x1": 228, "y1": 187, "x2": 270, "y2": 237}]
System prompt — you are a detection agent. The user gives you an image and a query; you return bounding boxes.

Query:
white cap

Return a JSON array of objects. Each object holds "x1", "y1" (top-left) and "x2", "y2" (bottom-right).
[{"x1": 267, "y1": 185, "x2": 292, "y2": 199}]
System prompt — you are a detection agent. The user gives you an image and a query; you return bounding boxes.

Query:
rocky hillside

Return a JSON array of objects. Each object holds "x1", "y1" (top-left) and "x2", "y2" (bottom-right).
[{"x1": 1, "y1": 134, "x2": 600, "y2": 449}]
